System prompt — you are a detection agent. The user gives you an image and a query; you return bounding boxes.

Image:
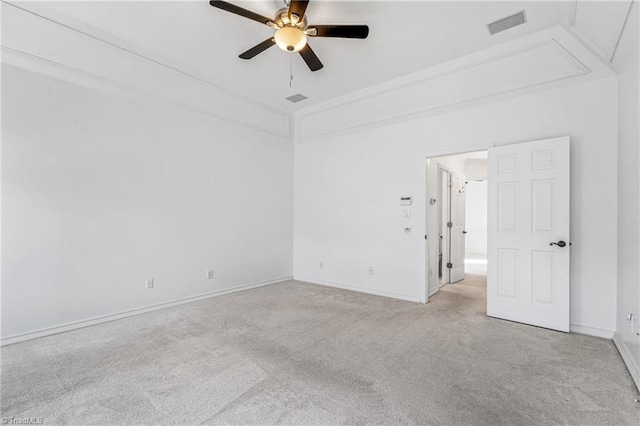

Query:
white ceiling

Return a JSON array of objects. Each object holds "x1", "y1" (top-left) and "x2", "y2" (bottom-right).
[{"x1": 21, "y1": 1, "x2": 575, "y2": 112}]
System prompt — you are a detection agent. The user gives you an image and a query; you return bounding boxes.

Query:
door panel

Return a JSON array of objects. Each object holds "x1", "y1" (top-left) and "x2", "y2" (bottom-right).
[
  {"x1": 497, "y1": 182, "x2": 517, "y2": 231},
  {"x1": 497, "y1": 248, "x2": 518, "y2": 298},
  {"x1": 531, "y1": 250, "x2": 554, "y2": 304},
  {"x1": 488, "y1": 137, "x2": 570, "y2": 332},
  {"x1": 532, "y1": 179, "x2": 554, "y2": 232}
]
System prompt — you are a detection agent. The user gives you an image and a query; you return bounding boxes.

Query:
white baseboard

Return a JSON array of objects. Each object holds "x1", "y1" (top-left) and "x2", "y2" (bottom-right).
[
  {"x1": 570, "y1": 323, "x2": 615, "y2": 339},
  {"x1": 294, "y1": 276, "x2": 421, "y2": 303},
  {"x1": 613, "y1": 332, "x2": 640, "y2": 392},
  {"x1": 428, "y1": 286, "x2": 440, "y2": 297},
  {"x1": 0, "y1": 276, "x2": 292, "y2": 347}
]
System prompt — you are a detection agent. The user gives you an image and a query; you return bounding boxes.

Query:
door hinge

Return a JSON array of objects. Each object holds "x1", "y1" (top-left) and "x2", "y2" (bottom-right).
[
  {"x1": 448, "y1": 180, "x2": 453, "y2": 187},
  {"x1": 447, "y1": 222, "x2": 453, "y2": 228},
  {"x1": 447, "y1": 262, "x2": 453, "y2": 269}
]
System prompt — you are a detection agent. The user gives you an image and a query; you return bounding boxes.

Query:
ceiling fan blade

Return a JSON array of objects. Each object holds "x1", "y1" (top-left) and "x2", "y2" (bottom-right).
[
  {"x1": 288, "y1": 0, "x2": 310, "y2": 21},
  {"x1": 209, "y1": 0, "x2": 274, "y2": 26},
  {"x1": 308, "y1": 25, "x2": 369, "y2": 39},
  {"x1": 299, "y1": 44, "x2": 323, "y2": 71},
  {"x1": 239, "y1": 38, "x2": 275, "y2": 59}
]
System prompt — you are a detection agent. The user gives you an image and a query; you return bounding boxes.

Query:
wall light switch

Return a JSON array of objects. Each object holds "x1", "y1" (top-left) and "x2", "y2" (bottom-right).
[{"x1": 402, "y1": 209, "x2": 411, "y2": 218}]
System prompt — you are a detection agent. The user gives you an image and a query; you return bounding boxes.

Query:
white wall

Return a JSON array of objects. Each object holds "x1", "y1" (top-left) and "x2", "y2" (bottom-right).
[
  {"x1": 611, "y1": 3, "x2": 640, "y2": 386},
  {"x1": 465, "y1": 181, "x2": 488, "y2": 257},
  {"x1": 1, "y1": 65, "x2": 294, "y2": 340},
  {"x1": 294, "y1": 77, "x2": 618, "y2": 334}
]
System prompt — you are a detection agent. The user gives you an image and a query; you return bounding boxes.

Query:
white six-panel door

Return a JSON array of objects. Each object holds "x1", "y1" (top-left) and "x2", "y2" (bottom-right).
[
  {"x1": 449, "y1": 172, "x2": 466, "y2": 283},
  {"x1": 487, "y1": 137, "x2": 570, "y2": 332}
]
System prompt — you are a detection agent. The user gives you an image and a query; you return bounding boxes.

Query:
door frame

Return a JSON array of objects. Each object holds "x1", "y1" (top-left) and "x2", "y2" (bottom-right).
[
  {"x1": 437, "y1": 164, "x2": 452, "y2": 288},
  {"x1": 423, "y1": 143, "x2": 490, "y2": 303}
]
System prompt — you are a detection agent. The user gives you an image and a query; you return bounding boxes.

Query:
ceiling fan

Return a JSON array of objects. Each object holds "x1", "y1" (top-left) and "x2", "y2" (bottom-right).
[{"x1": 209, "y1": 0, "x2": 369, "y2": 71}]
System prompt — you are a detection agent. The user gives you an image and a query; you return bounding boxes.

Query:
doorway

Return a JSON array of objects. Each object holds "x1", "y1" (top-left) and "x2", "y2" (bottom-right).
[
  {"x1": 424, "y1": 137, "x2": 571, "y2": 333},
  {"x1": 427, "y1": 151, "x2": 488, "y2": 299}
]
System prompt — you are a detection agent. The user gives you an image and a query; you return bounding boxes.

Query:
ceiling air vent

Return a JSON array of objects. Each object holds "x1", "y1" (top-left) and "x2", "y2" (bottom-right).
[
  {"x1": 487, "y1": 11, "x2": 527, "y2": 35},
  {"x1": 286, "y1": 94, "x2": 308, "y2": 103}
]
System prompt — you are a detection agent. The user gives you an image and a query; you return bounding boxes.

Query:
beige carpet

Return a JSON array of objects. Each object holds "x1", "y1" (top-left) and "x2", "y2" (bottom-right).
[{"x1": 2, "y1": 278, "x2": 639, "y2": 425}]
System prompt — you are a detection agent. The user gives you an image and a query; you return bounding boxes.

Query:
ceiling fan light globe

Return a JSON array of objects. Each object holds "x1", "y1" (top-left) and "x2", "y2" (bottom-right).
[{"x1": 274, "y1": 26, "x2": 307, "y2": 52}]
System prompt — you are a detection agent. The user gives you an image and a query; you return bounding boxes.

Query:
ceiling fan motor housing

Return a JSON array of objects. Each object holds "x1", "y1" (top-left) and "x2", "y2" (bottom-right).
[{"x1": 274, "y1": 7, "x2": 307, "y2": 30}]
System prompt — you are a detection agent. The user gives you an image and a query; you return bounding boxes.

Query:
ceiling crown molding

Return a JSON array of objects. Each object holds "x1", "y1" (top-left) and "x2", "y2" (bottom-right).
[
  {"x1": 1, "y1": 1, "x2": 623, "y2": 143},
  {"x1": 293, "y1": 26, "x2": 614, "y2": 143},
  {"x1": 568, "y1": 0, "x2": 634, "y2": 63},
  {"x1": 0, "y1": 1, "x2": 291, "y2": 139}
]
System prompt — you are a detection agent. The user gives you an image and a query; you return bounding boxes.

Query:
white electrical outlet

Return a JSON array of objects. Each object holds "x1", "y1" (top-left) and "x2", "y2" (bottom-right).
[
  {"x1": 320, "y1": 261, "x2": 324, "y2": 269},
  {"x1": 145, "y1": 278, "x2": 154, "y2": 289},
  {"x1": 404, "y1": 226, "x2": 412, "y2": 234},
  {"x1": 369, "y1": 266, "x2": 375, "y2": 275},
  {"x1": 207, "y1": 270, "x2": 215, "y2": 279}
]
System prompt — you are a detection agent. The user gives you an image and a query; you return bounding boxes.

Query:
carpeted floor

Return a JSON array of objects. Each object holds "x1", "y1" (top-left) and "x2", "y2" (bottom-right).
[{"x1": 1, "y1": 277, "x2": 639, "y2": 425}]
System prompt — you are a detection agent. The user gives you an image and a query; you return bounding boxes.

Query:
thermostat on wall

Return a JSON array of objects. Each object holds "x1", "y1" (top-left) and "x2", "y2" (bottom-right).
[{"x1": 400, "y1": 196, "x2": 412, "y2": 206}]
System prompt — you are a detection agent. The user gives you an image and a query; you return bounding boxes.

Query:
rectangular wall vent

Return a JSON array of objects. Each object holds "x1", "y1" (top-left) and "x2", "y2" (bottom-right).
[
  {"x1": 487, "y1": 11, "x2": 527, "y2": 35},
  {"x1": 286, "y1": 93, "x2": 308, "y2": 103}
]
